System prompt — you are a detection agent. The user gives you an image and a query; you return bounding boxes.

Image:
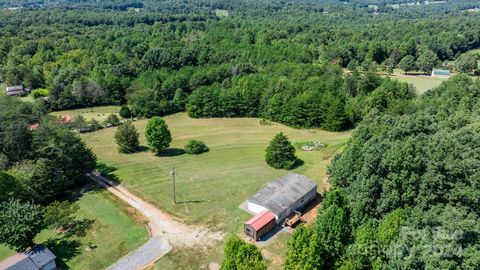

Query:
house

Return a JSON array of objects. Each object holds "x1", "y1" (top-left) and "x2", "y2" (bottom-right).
[
  {"x1": 0, "y1": 246, "x2": 56, "y2": 270},
  {"x1": 247, "y1": 173, "x2": 317, "y2": 222},
  {"x1": 431, "y1": 69, "x2": 451, "y2": 78},
  {"x1": 244, "y1": 210, "x2": 276, "y2": 241}
]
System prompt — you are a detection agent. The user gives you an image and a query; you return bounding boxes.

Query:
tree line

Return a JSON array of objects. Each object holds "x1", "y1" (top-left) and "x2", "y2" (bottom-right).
[
  {"x1": 0, "y1": 0, "x2": 478, "y2": 117},
  {"x1": 0, "y1": 96, "x2": 97, "y2": 251}
]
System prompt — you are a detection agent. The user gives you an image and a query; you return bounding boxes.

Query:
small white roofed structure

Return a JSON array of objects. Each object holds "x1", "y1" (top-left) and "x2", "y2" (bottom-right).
[
  {"x1": 431, "y1": 69, "x2": 451, "y2": 78},
  {"x1": 5, "y1": 85, "x2": 30, "y2": 96},
  {"x1": 247, "y1": 173, "x2": 317, "y2": 223}
]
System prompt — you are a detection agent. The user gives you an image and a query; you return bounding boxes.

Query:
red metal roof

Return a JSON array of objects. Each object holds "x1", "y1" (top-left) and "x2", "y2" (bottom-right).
[{"x1": 245, "y1": 210, "x2": 275, "y2": 231}]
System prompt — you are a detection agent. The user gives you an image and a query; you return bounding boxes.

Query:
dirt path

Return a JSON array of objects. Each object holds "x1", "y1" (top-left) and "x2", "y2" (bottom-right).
[{"x1": 88, "y1": 172, "x2": 223, "y2": 247}]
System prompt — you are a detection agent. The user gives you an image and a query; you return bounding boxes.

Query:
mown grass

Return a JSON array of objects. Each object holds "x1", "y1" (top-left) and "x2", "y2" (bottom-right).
[
  {"x1": 80, "y1": 111, "x2": 351, "y2": 268},
  {"x1": 50, "y1": 105, "x2": 121, "y2": 122},
  {"x1": 0, "y1": 187, "x2": 148, "y2": 270},
  {"x1": 82, "y1": 113, "x2": 351, "y2": 232},
  {"x1": 388, "y1": 74, "x2": 447, "y2": 94}
]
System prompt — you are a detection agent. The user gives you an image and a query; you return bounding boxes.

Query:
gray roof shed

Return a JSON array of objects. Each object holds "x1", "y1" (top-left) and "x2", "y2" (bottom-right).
[
  {"x1": 0, "y1": 246, "x2": 56, "y2": 270},
  {"x1": 248, "y1": 173, "x2": 317, "y2": 218}
]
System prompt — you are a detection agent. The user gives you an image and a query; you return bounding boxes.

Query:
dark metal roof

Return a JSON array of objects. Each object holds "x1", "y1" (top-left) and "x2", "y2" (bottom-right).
[
  {"x1": 0, "y1": 254, "x2": 35, "y2": 270},
  {"x1": 27, "y1": 245, "x2": 56, "y2": 268},
  {"x1": 248, "y1": 173, "x2": 317, "y2": 216},
  {"x1": 0, "y1": 246, "x2": 56, "y2": 270}
]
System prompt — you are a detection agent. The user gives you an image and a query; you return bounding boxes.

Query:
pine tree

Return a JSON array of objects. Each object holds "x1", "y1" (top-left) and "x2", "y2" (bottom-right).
[
  {"x1": 114, "y1": 121, "x2": 140, "y2": 153},
  {"x1": 265, "y1": 132, "x2": 297, "y2": 169},
  {"x1": 322, "y1": 97, "x2": 348, "y2": 131}
]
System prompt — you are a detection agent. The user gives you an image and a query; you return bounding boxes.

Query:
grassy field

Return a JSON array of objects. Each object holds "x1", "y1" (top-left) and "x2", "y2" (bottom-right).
[
  {"x1": 0, "y1": 186, "x2": 148, "y2": 270},
  {"x1": 81, "y1": 111, "x2": 351, "y2": 268},
  {"x1": 388, "y1": 74, "x2": 447, "y2": 94},
  {"x1": 50, "y1": 106, "x2": 121, "y2": 122},
  {"x1": 82, "y1": 113, "x2": 351, "y2": 232}
]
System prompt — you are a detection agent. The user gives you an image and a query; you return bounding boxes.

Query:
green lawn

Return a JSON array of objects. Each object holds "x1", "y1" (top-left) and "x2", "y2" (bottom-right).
[
  {"x1": 81, "y1": 112, "x2": 351, "y2": 268},
  {"x1": 388, "y1": 74, "x2": 447, "y2": 94},
  {"x1": 50, "y1": 105, "x2": 121, "y2": 122},
  {"x1": 0, "y1": 186, "x2": 148, "y2": 270},
  {"x1": 82, "y1": 113, "x2": 351, "y2": 232}
]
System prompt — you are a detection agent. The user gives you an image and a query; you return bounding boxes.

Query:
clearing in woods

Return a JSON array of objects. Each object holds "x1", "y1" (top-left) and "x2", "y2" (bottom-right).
[
  {"x1": 80, "y1": 111, "x2": 352, "y2": 268},
  {"x1": 50, "y1": 105, "x2": 121, "y2": 122}
]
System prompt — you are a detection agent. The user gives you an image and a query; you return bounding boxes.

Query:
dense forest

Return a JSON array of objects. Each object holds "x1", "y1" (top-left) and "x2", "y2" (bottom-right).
[
  {"x1": 285, "y1": 75, "x2": 480, "y2": 269},
  {"x1": 1, "y1": 0, "x2": 479, "y2": 130}
]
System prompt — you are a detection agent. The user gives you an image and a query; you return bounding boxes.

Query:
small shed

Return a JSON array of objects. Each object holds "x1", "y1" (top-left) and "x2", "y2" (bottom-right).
[
  {"x1": 431, "y1": 69, "x2": 451, "y2": 77},
  {"x1": 247, "y1": 173, "x2": 317, "y2": 223},
  {"x1": 244, "y1": 210, "x2": 276, "y2": 241},
  {"x1": 6, "y1": 86, "x2": 24, "y2": 96},
  {"x1": 0, "y1": 246, "x2": 56, "y2": 270}
]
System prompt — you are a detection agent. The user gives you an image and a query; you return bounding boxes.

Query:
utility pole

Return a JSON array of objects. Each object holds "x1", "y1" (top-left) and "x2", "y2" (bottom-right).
[{"x1": 170, "y1": 165, "x2": 176, "y2": 204}]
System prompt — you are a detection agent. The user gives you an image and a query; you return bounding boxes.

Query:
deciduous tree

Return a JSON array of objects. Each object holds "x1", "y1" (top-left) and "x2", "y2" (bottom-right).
[
  {"x1": 0, "y1": 200, "x2": 44, "y2": 251},
  {"x1": 145, "y1": 117, "x2": 172, "y2": 153}
]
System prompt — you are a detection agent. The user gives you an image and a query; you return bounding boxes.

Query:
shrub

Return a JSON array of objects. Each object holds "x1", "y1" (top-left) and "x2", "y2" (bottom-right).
[
  {"x1": 184, "y1": 140, "x2": 209, "y2": 154},
  {"x1": 119, "y1": 105, "x2": 132, "y2": 119},
  {"x1": 31, "y1": 88, "x2": 49, "y2": 99},
  {"x1": 114, "y1": 121, "x2": 140, "y2": 153},
  {"x1": 87, "y1": 119, "x2": 103, "y2": 131},
  {"x1": 104, "y1": 114, "x2": 120, "y2": 127}
]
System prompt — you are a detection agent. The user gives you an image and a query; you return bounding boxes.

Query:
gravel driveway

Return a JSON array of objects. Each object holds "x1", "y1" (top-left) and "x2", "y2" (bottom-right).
[{"x1": 107, "y1": 236, "x2": 171, "y2": 270}]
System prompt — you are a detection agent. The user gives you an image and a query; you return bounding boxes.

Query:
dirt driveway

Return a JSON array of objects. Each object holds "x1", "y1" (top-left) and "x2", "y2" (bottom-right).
[{"x1": 88, "y1": 172, "x2": 224, "y2": 269}]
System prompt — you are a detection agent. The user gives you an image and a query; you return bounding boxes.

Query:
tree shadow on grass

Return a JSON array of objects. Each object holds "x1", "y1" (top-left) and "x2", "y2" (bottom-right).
[
  {"x1": 95, "y1": 162, "x2": 121, "y2": 184},
  {"x1": 137, "y1": 145, "x2": 150, "y2": 152},
  {"x1": 289, "y1": 158, "x2": 304, "y2": 170},
  {"x1": 44, "y1": 236, "x2": 81, "y2": 270},
  {"x1": 176, "y1": 200, "x2": 205, "y2": 204},
  {"x1": 156, "y1": 148, "x2": 186, "y2": 157}
]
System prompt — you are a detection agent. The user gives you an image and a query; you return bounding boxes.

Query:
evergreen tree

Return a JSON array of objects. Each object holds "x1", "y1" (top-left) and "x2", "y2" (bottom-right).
[
  {"x1": 265, "y1": 132, "x2": 297, "y2": 169},
  {"x1": 114, "y1": 121, "x2": 140, "y2": 153},
  {"x1": 322, "y1": 97, "x2": 348, "y2": 131},
  {"x1": 145, "y1": 116, "x2": 172, "y2": 153}
]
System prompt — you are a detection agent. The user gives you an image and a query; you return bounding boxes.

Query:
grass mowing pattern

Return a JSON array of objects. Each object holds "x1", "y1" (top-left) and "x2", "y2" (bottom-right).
[{"x1": 81, "y1": 113, "x2": 352, "y2": 233}]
